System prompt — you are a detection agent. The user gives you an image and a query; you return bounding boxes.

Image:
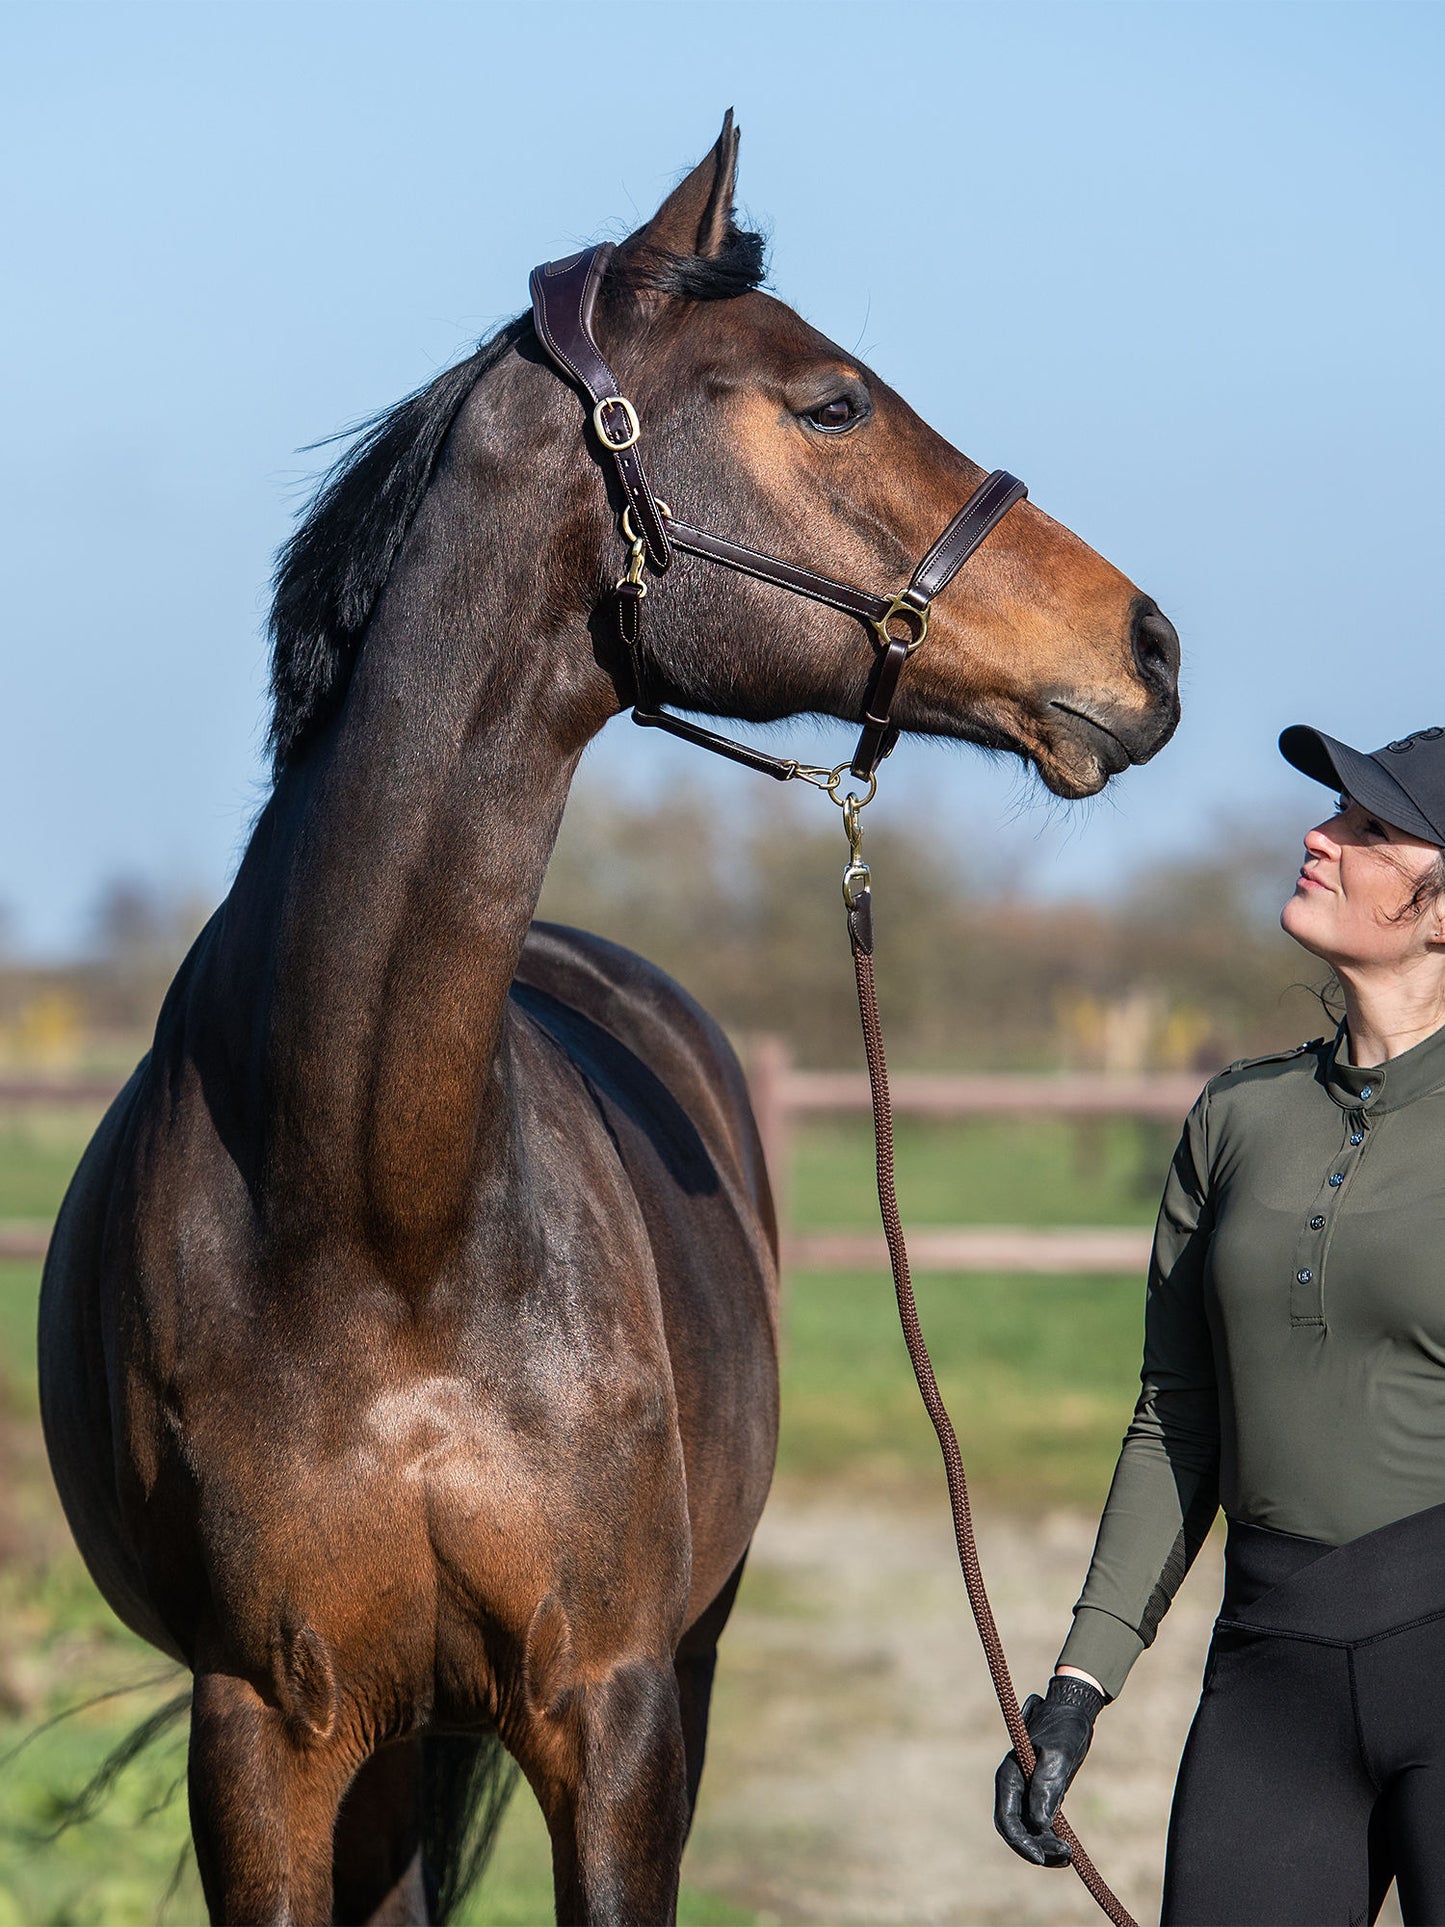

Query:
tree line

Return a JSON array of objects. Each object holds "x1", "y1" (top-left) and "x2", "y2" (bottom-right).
[{"x1": 0, "y1": 786, "x2": 1329, "y2": 1075}]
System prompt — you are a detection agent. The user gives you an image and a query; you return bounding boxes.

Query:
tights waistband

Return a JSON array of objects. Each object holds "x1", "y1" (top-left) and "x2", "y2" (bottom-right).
[{"x1": 1220, "y1": 1502, "x2": 1445, "y2": 1644}]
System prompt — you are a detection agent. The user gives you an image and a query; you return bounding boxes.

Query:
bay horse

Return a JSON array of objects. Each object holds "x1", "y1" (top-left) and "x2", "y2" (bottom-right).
[{"x1": 38, "y1": 118, "x2": 1180, "y2": 1926}]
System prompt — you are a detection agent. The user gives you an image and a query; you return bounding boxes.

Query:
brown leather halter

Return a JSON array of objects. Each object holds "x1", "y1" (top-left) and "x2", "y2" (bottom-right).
[
  {"x1": 530, "y1": 244, "x2": 1136, "y2": 1927},
  {"x1": 529, "y1": 243, "x2": 1026, "y2": 788}
]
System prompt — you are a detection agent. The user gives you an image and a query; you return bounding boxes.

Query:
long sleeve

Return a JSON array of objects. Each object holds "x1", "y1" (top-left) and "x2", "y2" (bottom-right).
[{"x1": 1056, "y1": 1087, "x2": 1222, "y2": 1699}]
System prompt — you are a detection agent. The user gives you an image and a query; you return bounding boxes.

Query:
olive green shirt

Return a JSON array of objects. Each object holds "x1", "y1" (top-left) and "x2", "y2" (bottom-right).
[{"x1": 1059, "y1": 1019, "x2": 1445, "y2": 1699}]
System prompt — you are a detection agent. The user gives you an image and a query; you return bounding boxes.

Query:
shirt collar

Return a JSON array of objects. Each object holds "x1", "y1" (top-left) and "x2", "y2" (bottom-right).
[{"x1": 1325, "y1": 1017, "x2": 1445, "y2": 1113}]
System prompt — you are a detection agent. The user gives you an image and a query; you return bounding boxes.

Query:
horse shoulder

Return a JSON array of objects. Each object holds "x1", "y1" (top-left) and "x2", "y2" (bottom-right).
[{"x1": 515, "y1": 920, "x2": 771, "y2": 1220}]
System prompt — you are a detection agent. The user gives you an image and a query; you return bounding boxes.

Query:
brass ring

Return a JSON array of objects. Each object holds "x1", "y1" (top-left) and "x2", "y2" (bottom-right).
[
  {"x1": 872, "y1": 594, "x2": 930, "y2": 655},
  {"x1": 826, "y1": 768, "x2": 878, "y2": 808},
  {"x1": 621, "y1": 499, "x2": 673, "y2": 545}
]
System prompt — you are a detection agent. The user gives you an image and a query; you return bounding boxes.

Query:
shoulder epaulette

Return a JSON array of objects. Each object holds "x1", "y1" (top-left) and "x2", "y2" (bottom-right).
[{"x1": 1217, "y1": 1038, "x2": 1327, "y2": 1081}]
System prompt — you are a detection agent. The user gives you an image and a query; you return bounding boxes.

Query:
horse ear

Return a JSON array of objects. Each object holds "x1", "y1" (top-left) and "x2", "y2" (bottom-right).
[{"x1": 628, "y1": 110, "x2": 740, "y2": 261}]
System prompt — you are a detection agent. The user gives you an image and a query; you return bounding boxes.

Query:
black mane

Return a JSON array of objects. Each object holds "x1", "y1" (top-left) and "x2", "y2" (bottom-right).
[
  {"x1": 266, "y1": 318, "x2": 525, "y2": 773},
  {"x1": 266, "y1": 225, "x2": 767, "y2": 774}
]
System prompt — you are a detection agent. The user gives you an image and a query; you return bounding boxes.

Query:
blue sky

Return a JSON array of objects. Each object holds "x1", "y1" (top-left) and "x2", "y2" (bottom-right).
[{"x1": 5, "y1": 0, "x2": 1443, "y2": 951}]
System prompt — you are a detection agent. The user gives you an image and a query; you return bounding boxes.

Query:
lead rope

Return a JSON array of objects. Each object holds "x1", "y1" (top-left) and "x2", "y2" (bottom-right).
[{"x1": 837, "y1": 795, "x2": 1138, "y2": 1927}]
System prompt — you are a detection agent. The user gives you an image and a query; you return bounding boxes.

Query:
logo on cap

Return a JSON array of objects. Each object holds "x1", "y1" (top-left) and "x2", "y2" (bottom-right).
[{"x1": 1386, "y1": 727, "x2": 1444, "y2": 754}]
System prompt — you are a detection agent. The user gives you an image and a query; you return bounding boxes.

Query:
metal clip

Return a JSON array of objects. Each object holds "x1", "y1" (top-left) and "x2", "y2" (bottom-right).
[
  {"x1": 842, "y1": 860, "x2": 871, "y2": 909},
  {"x1": 841, "y1": 793, "x2": 871, "y2": 907},
  {"x1": 617, "y1": 499, "x2": 671, "y2": 595},
  {"x1": 617, "y1": 535, "x2": 647, "y2": 595},
  {"x1": 843, "y1": 793, "x2": 866, "y2": 861}
]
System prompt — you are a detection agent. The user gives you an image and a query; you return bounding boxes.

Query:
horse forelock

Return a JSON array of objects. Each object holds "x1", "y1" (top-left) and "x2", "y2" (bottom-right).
[{"x1": 608, "y1": 220, "x2": 767, "y2": 304}]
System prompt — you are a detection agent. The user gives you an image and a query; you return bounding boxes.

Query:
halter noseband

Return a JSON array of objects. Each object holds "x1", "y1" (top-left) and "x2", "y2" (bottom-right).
[{"x1": 529, "y1": 243, "x2": 1026, "y2": 786}]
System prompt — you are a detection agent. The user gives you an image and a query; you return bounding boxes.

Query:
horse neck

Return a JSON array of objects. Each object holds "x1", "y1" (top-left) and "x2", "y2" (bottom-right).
[{"x1": 214, "y1": 419, "x2": 613, "y2": 1260}]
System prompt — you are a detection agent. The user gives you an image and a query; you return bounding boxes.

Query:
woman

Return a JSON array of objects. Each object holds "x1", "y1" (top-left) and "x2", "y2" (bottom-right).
[{"x1": 994, "y1": 722, "x2": 1445, "y2": 1925}]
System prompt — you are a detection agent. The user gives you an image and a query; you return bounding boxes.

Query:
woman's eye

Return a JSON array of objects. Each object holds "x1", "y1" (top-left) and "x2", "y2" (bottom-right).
[{"x1": 808, "y1": 396, "x2": 860, "y2": 430}]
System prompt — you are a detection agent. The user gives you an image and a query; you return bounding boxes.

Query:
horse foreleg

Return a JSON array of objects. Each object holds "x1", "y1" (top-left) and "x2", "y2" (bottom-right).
[
  {"x1": 189, "y1": 1669, "x2": 357, "y2": 1927},
  {"x1": 528, "y1": 1655, "x2": 689, "y2": 1927}
]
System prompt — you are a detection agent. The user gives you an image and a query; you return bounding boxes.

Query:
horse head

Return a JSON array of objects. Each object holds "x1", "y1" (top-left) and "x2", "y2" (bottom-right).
[{"x1": 572, "y1": 114, "x2": 1180, "y2": 799}]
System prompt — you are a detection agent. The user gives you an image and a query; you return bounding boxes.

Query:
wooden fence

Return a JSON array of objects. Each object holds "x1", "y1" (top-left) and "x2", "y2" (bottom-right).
[
  {"x1": 745, "y1": 1037, "x2": 1195, "y2": 1274},
  {"x1": 0, "y1": 1055, "x2": 1200, "y2": 1272}
]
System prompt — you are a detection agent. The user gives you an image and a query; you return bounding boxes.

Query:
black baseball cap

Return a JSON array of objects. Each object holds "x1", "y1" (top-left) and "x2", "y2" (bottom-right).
[{"x1": 1279, "y1": 724, "x2": 1445, "y2": 846}]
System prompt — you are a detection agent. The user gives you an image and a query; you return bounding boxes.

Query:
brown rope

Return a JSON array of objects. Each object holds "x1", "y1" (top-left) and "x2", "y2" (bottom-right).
[{"x1": 847, "y1": 890, "x2": 1137, "y2": 1927}]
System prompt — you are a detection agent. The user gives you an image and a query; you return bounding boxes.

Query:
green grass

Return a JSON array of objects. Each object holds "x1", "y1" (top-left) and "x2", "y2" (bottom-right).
[
  {"x1": 778, "y1": 1266, "x2": 1142, "y2": 1509},
  {"x1": 0, "y1": 1697, "x2": 752, "y2": 1927},
  {"x1": 0, "y1": 1109, "x2": 1160, "y2": 1919},
  {"x1": 790, "y1": 1113, "x2": 1172, "y2": 1229},
  {"x1": 779, "y1": 1113, "x2": 1160, "y2": 1509},
  {"x1": 0, "y1": 1681, "x2": 198, "y2": 1927},
  {"x1": 0, "y1": 1263, "x2": 41, "y2": 1417},
  {"x1": 0, "y1": 1112, "x2": 104, "y2": 1223}
]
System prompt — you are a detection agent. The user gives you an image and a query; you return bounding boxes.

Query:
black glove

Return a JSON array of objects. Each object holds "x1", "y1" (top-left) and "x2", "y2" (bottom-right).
[{"x1": 993, "y1": 1674, "x2": 1106, "y2": 1867}]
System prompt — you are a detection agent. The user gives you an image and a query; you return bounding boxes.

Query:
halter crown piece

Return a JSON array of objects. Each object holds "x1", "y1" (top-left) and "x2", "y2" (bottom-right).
[{"x1": 528, "y1": 243, "x2": 1026, "y2": 788}]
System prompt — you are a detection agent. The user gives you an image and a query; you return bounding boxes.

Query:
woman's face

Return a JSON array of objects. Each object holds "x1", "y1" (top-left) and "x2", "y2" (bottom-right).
[{"x1": 1281, "y1": 794, "x2": 1445, "y2": 971}]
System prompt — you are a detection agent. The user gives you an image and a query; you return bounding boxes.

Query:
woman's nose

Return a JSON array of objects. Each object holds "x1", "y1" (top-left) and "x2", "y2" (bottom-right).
[{"x1": 1304, "y1": 823, "x2": 1339, "y2": 858}]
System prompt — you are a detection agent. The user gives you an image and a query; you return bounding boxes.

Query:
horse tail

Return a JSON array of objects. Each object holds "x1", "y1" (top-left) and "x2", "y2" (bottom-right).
[
  {"x1": 0, "y1": 1676, "x2": 191, "y2": 1836},
  {"x1": 420, "y1": 1732, "x2": 519, "y2": 1923}
]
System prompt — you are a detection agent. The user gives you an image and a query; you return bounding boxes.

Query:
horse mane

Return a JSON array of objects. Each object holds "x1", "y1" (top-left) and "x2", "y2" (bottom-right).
[
  {"x1": 265, "y1": 223, "x2": 768, "y2": 775},
  {"x1": 265, "y1": 320, "x2": 523, "y2": 773}
]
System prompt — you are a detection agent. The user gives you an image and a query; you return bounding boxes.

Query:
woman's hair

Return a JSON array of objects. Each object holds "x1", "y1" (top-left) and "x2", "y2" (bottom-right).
[{"x1": 1383, "y1": 847, "x2": 1445, "y2": 927}]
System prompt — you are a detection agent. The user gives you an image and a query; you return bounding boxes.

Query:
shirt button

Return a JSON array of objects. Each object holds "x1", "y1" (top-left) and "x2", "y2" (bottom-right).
[
  {"x1": 1361, "y1": 1086, "x2": 1373, "y2": 1099},
  {"x1": 1329, "y1": 1172, "x2": 1345, "y2": 1186},
  {"x1": 1310, "y1": 1215, "x2": 1325, "y2": 1229},
  {"x1": 1350, "y1": 1133, "x2": 1364, "y2": 1146},
  {"x1": 1298, "y1": 1269, "x2": 1313, "y2": 1284}
]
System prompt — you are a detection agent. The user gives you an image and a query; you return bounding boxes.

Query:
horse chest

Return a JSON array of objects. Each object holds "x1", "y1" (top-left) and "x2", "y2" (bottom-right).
[{"x1": 131, "y1": 1302, "x2": 686, "y2": 1663}]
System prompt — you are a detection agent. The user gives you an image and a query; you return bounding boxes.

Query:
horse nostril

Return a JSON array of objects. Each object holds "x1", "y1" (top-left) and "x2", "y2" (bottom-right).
[{"x1": 1131, "y1": 597, "x2": 1181, "y2": 692}]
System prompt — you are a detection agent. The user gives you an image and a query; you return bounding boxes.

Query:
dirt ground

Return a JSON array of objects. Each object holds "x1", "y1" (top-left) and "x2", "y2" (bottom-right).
[{"x1": 687, "y1": 1483, "x2": 1404, "y2": 1927}]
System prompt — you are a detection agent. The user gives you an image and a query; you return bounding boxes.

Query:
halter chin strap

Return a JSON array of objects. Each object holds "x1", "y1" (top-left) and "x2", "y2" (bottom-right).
[{"x1": 529, "y1": 243, "x2": 1026, "y2": 784}]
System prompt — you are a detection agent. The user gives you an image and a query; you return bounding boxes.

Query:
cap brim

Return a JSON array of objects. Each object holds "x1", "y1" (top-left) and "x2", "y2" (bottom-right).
[{"x1": 1279, "y1": 726, "x2": 1443, "y2": 844}]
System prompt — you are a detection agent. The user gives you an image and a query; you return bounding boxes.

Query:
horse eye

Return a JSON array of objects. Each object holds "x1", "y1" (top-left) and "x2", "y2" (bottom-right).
[{"x1": 808, "y1": 396, "x2": 859, "y2": 430}]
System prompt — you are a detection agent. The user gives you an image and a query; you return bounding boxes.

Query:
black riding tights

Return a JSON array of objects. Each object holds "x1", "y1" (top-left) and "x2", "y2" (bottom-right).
[{"x1": 1164, "y1": 1503, "x2": 1445, "y2": 1926}]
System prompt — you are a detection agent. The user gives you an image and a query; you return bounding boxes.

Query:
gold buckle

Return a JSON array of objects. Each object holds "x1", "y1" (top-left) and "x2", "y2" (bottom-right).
[
  {"x1": 872, "y1": 594, "x2": 929, "y2": 654},
  {"x1": 592, "y1": 395, "x2": 641, "y2": 451}
]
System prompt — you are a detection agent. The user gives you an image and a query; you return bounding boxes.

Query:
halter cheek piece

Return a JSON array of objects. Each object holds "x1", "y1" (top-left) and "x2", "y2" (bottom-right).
[{"x1": 530, "y1": 244, "x2": 1026, "y2": 787}]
